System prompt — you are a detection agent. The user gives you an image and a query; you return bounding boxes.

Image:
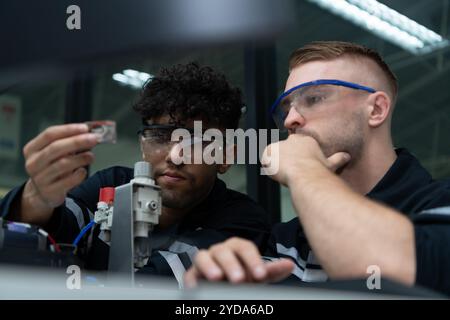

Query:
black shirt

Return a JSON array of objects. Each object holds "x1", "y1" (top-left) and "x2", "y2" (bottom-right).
[
  {"x1": 265, "y1": 148, "x2": 450, "y2": 295},
  {"x1": 1, "y1": 166, "x2": 270, "y2": 285}
]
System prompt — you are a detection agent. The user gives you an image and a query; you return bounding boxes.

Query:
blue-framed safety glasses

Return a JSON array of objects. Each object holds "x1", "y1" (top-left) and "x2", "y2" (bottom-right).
[{"x1": 270, "y1": 79, "x2": 376, "y2": 132}]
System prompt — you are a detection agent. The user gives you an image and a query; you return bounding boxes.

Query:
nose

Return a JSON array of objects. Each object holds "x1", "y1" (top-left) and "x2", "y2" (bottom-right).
[
  {"x1": 284, "y1": 106, "x2": 306, "y2": 133},
  {"x1": 165, "y1": 142, "x2": 186, "y2": 166}
]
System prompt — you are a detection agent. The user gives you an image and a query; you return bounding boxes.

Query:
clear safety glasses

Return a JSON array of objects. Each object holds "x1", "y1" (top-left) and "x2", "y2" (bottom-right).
[
  {"x1": 138, "y1": 124, "x2": 226, "y2": 158},
  {"x1": 270, "y1": 79, "x2": 376, "y2": 132}
]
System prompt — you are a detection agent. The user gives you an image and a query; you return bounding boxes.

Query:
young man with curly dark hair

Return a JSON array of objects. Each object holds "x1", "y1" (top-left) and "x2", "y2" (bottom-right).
[{"x1": 0, "y1": 63, "x2": 270, "y2": 286}]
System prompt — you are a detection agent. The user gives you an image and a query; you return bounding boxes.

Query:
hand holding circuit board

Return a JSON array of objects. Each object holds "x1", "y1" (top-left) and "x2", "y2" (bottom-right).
[{"x1": 18, "y1": 121, "x2": 118, "y2": 226}]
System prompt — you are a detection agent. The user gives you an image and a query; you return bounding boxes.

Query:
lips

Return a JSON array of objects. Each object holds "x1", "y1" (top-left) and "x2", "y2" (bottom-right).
[
  {"x1": 162, "y1": 170, "x2": 185, "y2": 179},
  {"x1": 158, "y1": 170, "x2": 187, "y2": 184}
]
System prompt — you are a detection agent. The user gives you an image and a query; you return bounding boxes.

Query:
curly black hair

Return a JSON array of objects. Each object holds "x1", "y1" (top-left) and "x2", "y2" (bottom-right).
[{"x1": 133, "y1": 62, "x2": 243, "y2": 129}]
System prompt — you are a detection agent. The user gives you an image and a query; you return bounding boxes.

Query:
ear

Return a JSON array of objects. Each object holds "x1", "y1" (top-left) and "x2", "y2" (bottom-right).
[
  {"x1": 139, "y1": 138, "x2": 146, "y2": 160},
  {"x1": 139, "y1": 141, "x2": 144, "y2": 158},
  {"x1": 217, "y1": 163, "x2": 231, "y2": 174},
  {"x1": 217, "y1": 144, "x2": 236, "y2": 174},
  {"x1": 367, "y1": 92, "x2": 391, "y2": 128}
]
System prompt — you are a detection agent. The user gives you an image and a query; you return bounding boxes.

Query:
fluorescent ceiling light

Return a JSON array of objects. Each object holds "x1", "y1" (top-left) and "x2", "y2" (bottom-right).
[
  {"x1": 112, "y1": 69, "x2": 153, "y2": 89},
  {"x1": 307, "y1": 0, "x2": 448, "y2": 55}
]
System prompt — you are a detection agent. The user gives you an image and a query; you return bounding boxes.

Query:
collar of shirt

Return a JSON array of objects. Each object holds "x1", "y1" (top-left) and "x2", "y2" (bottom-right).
[{"x1": 366, "y1": 148, "x2": 443, "y2": 215}]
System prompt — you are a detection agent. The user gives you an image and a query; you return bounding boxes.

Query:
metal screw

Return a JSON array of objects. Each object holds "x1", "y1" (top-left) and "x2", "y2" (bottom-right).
[{"x1": 147, "y1": 201, "x2": 158, "y2": 210}]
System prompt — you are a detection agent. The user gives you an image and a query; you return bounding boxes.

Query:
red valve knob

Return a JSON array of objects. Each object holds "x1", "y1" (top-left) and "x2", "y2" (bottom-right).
[{"x1": 99, "y1": 187, "x2": 115, "y2": 205}]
